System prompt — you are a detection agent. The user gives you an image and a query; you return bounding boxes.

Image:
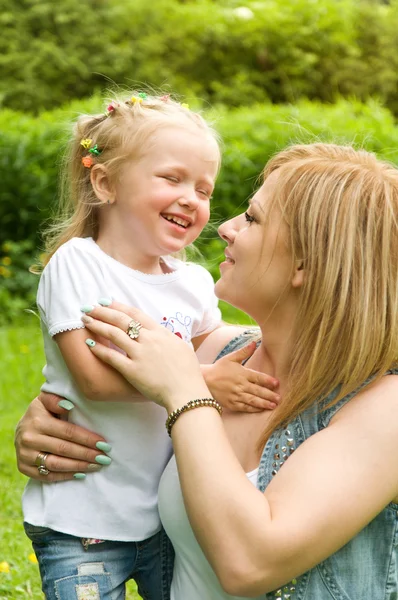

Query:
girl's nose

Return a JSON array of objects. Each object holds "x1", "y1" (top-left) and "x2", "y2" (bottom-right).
[{"x1": 178, "y1": 188, "x2": 200, "y2": 209}]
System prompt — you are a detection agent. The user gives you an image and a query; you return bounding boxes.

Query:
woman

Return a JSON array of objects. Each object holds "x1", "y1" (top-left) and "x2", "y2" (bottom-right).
[{"x1": 16, "y1": 143, "x2": 398, "y2": 599}]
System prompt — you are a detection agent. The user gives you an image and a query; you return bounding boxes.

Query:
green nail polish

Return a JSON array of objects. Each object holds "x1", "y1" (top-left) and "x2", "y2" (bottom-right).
[
  {"x1": 58, "y1": 399, "x2": 75, "y2": 411},
  {"x1": 98, "y1": 297, "x2": 112, "y2": 306},
  {"x1": 95, "y1": 455, "x2": 112, "y2": 465},
  {"x1": 96, "y1": 441, "x2": 112, "y2": 453},
  {"x1": 81, "y1": 305, "x2": 94, "y2": 313},
  {"x1": 81, "y1": 314, "x2": 93, "y2": 324},
  {"x1": 73, "y1": 473, "x2": 86, "y2": 480},
  {"x1": 85, "y1": 339, "x2": 96, "y2": 347},
  {"x1": 87, "y1": 463, "x2": 102, "y2": 472}
]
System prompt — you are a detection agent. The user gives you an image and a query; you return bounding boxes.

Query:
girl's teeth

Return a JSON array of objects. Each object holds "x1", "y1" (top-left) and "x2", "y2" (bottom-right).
[{"x1": 163, "y1": 215, "x2": 189, "y2": 227}]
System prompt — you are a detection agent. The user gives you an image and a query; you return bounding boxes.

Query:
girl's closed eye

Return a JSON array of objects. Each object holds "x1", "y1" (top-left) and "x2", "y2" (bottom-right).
[
  {"x1": 163, "y1": 175, "x2": 179, "y2": 183},
  {"x1": 197, "y1": 188, "x2": 212, "y2": 199},
  {"x1": 245, "y1": 211, "x2": 255, "y2": 223}
]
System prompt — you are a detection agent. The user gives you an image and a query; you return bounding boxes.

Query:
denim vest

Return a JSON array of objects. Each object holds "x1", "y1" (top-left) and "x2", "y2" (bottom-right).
[{"x1": 217, "y1": 330, "x2": 398, "y2": 600}]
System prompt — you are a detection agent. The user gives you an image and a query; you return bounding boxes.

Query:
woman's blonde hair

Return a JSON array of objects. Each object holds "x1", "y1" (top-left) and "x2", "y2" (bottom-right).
[
  {"x1": 260, "y1": 143, "x2": 398, "y2": 443},
  {"x1": 43, "y1": 92, "x2": 221, "y2": 264}
]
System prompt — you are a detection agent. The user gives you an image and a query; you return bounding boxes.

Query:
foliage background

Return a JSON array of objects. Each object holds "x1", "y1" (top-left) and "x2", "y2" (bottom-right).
[
  {"x1": 2, "y1": 0, "x2": 398, "y2": 325},
  {"x1": 2, "y1": 97, "x2": 398, "y2": 325},
  {"x1": 2, "y1": 0, "x2": 398, "y2": 114}
]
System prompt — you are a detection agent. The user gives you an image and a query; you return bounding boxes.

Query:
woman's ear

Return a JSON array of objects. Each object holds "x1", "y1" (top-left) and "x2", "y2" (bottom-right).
[
  {"x1": 90, "y1": 165, "x2": 116, "y2": 205},
  {"x1": 292, "y1": 261, "x2": 304, "y2": 288}
]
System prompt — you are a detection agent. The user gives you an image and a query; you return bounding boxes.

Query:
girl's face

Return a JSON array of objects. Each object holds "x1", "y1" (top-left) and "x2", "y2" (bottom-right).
[
  {"x1": 216, "y1": 171, "x2": 299, "y2": 321},
  {"x1": 109, "y1": 126, "x2": 219, "y2": 265}
]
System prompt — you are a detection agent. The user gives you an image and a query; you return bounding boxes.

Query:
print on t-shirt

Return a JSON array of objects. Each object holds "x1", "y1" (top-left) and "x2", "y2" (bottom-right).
[{"x1": 161, "y1": 312, "x2": 192, "y2": 342}]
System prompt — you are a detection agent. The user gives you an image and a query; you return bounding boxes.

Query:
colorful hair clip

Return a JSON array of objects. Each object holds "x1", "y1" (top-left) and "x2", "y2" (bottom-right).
[
  {"x1": 107, "y1": 103, "x2": 116, "y2": 113},
  {"x1": 130, "y1": 96, "x2": 143, "y2": 104},
  {"x1": 80, "y1": 138, "x2": 93, "y2": 149},
  {"x1": 160, "y1": 94, "x2": 170, "y2": 102},
  {"x1": 138, "y1": 92, "x2": 148, "y2": 100},
  {"x1": 88, "y1": 144, "x2": 102, "y2": 156},
  {"x1": 82, "y1": 156, "x2": 94, "y2": 168},
  {"x1": 181, "y1": 103, "x2": 190, "y2": 109}
]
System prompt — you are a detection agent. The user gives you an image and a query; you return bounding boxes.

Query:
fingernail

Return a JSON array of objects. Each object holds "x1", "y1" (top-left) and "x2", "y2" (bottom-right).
[
  {"x1": 96, "y1": 441, "x2": 112, "y2": 453},
  {"x1": 85, "y1": 339, "x2": 96, "y2": 347},
  {"x1": 73, "y1": 473, "x2": 86, "y2": 480},
  {"x1": 58, "y1": 399, "x2": 75, "y2": 411},
  {"x1": 81, "y1": 314, "x2": 93, "y2": 324},
  {"x1": 95, "y1": 455, "x2": 112, "y2": 465},
  {"x1": 98, "y1": 297, "x2": 112, "y2": 306},
  {"x1": 81, "y1": 305, "x2": 95, "y2": 313},
  {"x1": 87, "y1": 463, "x2": 102, "y2": 472}
]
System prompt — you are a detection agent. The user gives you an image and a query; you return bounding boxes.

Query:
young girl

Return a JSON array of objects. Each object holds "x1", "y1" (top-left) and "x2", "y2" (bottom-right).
[{"x1": 22, "y1": 92, "x2": 279, "y2": 600}]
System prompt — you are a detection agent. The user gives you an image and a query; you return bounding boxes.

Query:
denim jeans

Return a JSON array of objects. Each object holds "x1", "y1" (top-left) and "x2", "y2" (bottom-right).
[{"x1": 24, "y1": 522, "x2": 174, "y2": 600}]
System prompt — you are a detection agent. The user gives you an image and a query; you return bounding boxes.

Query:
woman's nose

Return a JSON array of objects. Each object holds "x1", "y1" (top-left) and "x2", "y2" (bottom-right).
[{"x1": 218, "y1": 216, "x2": 237, "y2": 242}]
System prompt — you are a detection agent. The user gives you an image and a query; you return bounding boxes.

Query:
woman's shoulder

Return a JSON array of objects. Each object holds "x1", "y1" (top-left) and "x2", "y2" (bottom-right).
[{"x1": 329, "y1": 371, "x2": 398, "y2": 429}]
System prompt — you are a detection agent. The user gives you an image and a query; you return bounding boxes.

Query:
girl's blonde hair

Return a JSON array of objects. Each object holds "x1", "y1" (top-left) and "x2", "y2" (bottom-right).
[
  {"x1": 43, "y1": 92, "x2": 221, "y2": 264},
  {"x1": 260, "y1": 143, "x2": 398, "y2": 443}
]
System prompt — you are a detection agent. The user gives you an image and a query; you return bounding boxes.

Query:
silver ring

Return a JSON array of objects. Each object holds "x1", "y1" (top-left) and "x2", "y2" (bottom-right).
[
  {"x1": 35, "y1": 452, "x2": 50, "y2": 476},
  {"x1": 38, "y1": 465, "x2": 50, "y2": 476},
  {"x1": 126, "y1": 319, "x2": 142, "y2": 340}
]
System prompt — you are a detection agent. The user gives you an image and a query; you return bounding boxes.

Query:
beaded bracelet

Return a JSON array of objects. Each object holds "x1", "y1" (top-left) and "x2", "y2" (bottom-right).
[{"x1": 165, "y1": 398, "x2": 222, "y2": 437}]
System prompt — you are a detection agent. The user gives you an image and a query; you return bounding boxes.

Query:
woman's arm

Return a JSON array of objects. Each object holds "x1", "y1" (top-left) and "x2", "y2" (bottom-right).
[
  {"x1": 15, "y1": 393, "x2": 110, "y2": 482},
  {"x1": 169, "y1": 375, "x2": 398, "y2": 594},
  {"x1": 80, "y1": 304, "x2": 398, "y2": 595}
]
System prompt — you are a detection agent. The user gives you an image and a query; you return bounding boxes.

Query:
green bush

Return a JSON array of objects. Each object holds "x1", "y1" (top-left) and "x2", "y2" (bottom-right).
[
  {"x1": 0, "y1": 97, "x2": 101, "y2": 247},
  {"x1": 199, "y1": 98, "x2": 398, "y2": 278},
  {"x1": 0, "y1": 240, "x2": 39, "y2": 326},
  {"x1": 3, "y1": 96, "x2": 398, "y2": 321},
  {"x1": 4, "y1": 96, "x2": 398, "y2": 252},
  {"x1": 1, "y1": 0, "x2": 398, "y2": 115}
]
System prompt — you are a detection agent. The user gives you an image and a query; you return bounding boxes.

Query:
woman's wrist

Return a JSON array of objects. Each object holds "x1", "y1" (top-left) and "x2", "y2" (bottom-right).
[
  {"x1": 165, "y1": 397, "x2": 222, "y2": 436},
  {"x1": 163, "y1": 384, "x2": 213, "y2": 414}
]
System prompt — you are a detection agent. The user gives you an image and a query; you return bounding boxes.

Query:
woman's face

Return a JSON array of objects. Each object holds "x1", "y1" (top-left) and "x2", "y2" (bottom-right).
[{"x1": 215, "y1": 170, "x2": 299, "y2": 321}]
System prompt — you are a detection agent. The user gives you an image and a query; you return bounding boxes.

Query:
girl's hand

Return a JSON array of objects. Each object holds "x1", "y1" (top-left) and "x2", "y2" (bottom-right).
[
  {"x1": 202, "y1": 342, "x2": 280, "y2": 412},
  {"x1": 81, "y1": 302, "x2": 211, "y2": 412},
  {"x1": 15, "y1": 392, "x2": 110, "y2": 482}
]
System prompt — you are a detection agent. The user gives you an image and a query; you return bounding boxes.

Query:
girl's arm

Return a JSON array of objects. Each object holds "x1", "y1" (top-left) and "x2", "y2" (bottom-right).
[
  {"x1": 81, "y1": 304, "x2": 398, "y2": 595},
  {"x1": 59, "y1": 322, "x2": 248, "y2": 403},
  {"x1": 56, "y1": 328, "x2": 147, "y2": 402}
]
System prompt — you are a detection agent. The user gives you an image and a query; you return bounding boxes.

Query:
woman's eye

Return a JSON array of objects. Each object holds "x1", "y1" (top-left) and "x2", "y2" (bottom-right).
[
  {"x1": 245, "y1": 211, "x2": 255, "y2": 223},
  {"x1": 163, "y1": 176, "x2": 179, "y2": 183}
]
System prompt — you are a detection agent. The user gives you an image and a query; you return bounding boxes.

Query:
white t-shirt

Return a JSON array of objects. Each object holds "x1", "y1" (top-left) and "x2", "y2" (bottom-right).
[
  {"x1": 158, "y1": 456, "x2": 263, "y2": 600},
  {"x1": 22, "y1": 237, "x2": 222, "y2": 541}
]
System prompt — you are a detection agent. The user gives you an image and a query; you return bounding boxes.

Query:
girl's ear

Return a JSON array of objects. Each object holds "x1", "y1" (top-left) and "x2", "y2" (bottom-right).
[
  {"x1": 90, "y1": 165, "x2": 116, "y2": 204},
  {"x1": 292, "y1": 261, "x2": 305, "y2": 288}
]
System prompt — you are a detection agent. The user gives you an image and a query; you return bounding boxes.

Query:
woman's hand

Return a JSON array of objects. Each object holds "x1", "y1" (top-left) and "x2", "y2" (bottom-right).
[
  {"x1": 81, "y1": 302, "x2": 212, "y2": 412},
  {"x1": 15, "y1": 392, "x2": 111, "y2": 482}
]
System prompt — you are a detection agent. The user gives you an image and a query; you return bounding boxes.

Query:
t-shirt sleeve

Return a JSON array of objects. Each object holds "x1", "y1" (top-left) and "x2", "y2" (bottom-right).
[
  {"x1": 192, "y1": 265, "x2": 222, "y2": 337},
  {"x1": 37, "y1": 242, "x2": 108, "y2": 337}
]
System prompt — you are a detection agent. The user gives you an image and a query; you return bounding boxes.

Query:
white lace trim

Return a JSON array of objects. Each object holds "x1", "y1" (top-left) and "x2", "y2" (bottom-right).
[{"x1": 49, "y1": 323, "x2": 85, "y2": 337}]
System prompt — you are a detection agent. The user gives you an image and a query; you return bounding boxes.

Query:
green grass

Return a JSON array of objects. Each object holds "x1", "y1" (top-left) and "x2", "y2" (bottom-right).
[{"x1": 0, "y1": 319, "x2": 141, "y2": 599}]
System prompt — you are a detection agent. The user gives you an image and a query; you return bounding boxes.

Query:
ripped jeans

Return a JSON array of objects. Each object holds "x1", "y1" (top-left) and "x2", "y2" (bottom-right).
[{"x1": 24, "y1": 522, "x2": 173, "y2": 600}]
